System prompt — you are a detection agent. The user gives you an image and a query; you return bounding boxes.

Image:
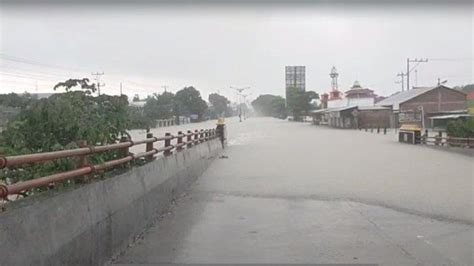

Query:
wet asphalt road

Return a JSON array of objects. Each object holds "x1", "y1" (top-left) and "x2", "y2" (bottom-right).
[{"x1": 114, "y1": 117, "x2": 473, "y2": 265}]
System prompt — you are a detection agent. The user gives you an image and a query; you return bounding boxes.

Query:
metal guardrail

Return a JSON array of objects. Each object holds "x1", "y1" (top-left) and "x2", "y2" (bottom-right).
[
  {"x1": 0, "y1": 128, "x2": 219, "y2": 198},
  {"x1": 420, "y1": 135, "x2": 474, "y2": 148}
]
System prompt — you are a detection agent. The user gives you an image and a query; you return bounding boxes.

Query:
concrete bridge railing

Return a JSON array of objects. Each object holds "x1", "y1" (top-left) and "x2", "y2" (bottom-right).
[{"x1": 0, "y1": 126, "x2": 225, "y2": 265}]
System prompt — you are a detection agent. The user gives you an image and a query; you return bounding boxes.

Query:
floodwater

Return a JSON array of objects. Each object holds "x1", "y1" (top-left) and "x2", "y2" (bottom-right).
[{"x1": 115, "y1": 117, "x2": 473, "y2": 265}]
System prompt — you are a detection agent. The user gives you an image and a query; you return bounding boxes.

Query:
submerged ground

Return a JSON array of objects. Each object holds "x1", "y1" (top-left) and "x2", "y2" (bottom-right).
[{"x1": 116, "y1": 117, "x2": 473, "y2": 265}]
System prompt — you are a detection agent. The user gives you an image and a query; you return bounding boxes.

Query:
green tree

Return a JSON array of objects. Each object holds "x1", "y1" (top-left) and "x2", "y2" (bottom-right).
[
  {"x1": 286, "y1": 88, "x2": 318, "y2": 121},
  {"x1": 175, "y1": 86, "x2": 208, "y2": 121},
  {"x1": 251, "y1": 94, "x2": 287, "y2": 119},
  {"x1": 208, "y1": 93, "x2": 230, "y2": 118},
  {"x1": 132, "y1": 94, "x2": 140, "y2": 102},
  {"x1": 0, "y1": 92, "x2": 35, "y2": 108},
  {"x1": 144, "y1": 91, "x2": 176, "y2": 120},
  {"x1": 0, "y1": 78, "x2": 130, "y2": 190},
  {"x1": 447, "y1": 117, "x2": 474, "y2": 138}
]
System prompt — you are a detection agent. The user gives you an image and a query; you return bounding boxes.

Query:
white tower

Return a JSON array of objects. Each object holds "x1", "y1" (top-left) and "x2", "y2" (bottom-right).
[{"x1": 330, "y1": 66, "x2": 339, "y2": 91}]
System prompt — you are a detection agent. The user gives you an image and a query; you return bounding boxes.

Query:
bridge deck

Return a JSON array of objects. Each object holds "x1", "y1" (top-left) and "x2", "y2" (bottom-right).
[{"x1": 112, "y1": 117, "x2": 473, "y2": 265}]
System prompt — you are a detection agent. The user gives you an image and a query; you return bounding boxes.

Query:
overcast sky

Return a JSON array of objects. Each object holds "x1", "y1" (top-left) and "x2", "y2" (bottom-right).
[{"x1": 0, "y1": 1, "x2": 472, "y2": 102}]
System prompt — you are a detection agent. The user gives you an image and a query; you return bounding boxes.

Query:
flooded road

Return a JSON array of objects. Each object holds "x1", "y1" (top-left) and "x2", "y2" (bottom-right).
[{"x1": 114, "y1": 117, "x2": 473, "y2": 265}]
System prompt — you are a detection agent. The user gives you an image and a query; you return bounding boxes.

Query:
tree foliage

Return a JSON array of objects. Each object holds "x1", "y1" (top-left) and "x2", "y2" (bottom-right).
[
  {"x1": 144, "y1": 91, "x2": 177, "y2": 120},
  {"x1": 175, "y1": 86, "x2": 208, "y2": 121},
  {"x1": 446, "y1": 117, "x2": 474, "y2": 138},
  {"x1": 286, "y1": 88, "x2": 319, "y2": 121},
  {"x1": 0, "y1": 80, "x2": 130, "y2": 192},
  {"x1": 53, "y1": 78, "x2": 96, "y2": 92},
  {"x1": 251, "y1": 94, "x2": 287, "y2": 119},
  {"x1": 208, "y1": 93, "x2": 231, "y2": 118},
  {"x1": 0, "y1": 92, "x2": 35, "y2": 109}
]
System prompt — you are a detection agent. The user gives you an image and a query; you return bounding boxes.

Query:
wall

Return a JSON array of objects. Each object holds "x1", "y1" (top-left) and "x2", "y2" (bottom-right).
[
  {"x1": 358, "y1": 109, "x2": 391, "y2": 128},
  {"x1": 0, "y1": 138, "x2": 223, "y2": 266}
]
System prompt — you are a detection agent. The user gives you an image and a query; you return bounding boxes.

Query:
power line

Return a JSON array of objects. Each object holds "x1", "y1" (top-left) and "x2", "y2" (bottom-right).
[
  {"x1": 427, "y1": 58, "x2": 474, "y2": 62},
  {"x1": 0, "y1": 63, "x2": 85, "y2": 79},
  {"x1": 0, "y1": 71, "x2": 60, "y2": 82},
  {"x1": 0, "y1": 53, "x2": 88, "y2": 73},
  {"x1": 406, "y1": 58, "x2": 428, "y2": 90}
]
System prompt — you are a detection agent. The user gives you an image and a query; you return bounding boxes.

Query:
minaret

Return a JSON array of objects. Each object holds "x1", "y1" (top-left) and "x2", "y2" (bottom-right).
[
  {"x1": 330, "y1": 66, "x2": 339, "y2": 91},
  {"x1": 329, "y1": 66, "x2": 342, "y2": 100}
]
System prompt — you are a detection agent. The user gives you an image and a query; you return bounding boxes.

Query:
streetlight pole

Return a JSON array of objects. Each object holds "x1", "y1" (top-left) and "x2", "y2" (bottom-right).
[{"x1": 230, "y1": 86, "x2": 250, "y2": 122}]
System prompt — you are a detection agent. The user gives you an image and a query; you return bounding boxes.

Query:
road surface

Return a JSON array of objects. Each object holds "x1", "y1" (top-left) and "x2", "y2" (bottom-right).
[{"x1": 113, "y1": 117, "x2": 473, "y2": 265}]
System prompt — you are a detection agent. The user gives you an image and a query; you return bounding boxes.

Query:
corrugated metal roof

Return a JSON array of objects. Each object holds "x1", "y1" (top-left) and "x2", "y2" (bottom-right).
[
  {"x1": 376, "y1": 87, "x2": 434, "y2": 109},
  {"x1": 329, "y1": 106, "x2": 358, "y2": 112},
  {"x1": 310, "y1": 108, "x2": 329, "y2": 114},
  {"x1": 358, "y1": 106, "x2": 389, "y2": 111},
  {"x1": 429, "y1": 114, "x2": 472, "y2": 120}
]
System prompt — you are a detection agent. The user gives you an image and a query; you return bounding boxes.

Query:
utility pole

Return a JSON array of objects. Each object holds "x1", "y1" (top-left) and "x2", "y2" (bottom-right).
[
  {"x1": 406, "y1": 58, "x2": 428, "y2": 91},
  {"x1": 120, "y1": 82, "x2": 123, "y2": 96},
  {"x1": 414, "y1": 70, "x2": 418, "y2": 86},
  {"x1": 230, "y1": 86, "x2": 250, "y2": 122},
  {"x1": 396, "y1": 72, "x2": 406, "y2": 91},
  {"x1": 161, "y1": 85, "x2": 169, "y2": 92},
  {"x1": 91, "y1": 72, "x2": 105, "y2": 95}
]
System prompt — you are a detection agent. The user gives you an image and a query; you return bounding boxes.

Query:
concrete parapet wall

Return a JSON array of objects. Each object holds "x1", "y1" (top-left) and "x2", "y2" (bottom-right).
[{"x1": 0, "y1": 138, "x2": 223, "y2": 266}]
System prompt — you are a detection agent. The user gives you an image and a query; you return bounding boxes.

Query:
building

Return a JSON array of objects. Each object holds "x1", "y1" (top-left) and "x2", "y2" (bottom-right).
[
  {"x1": 313, "y1": 80, "x2": 390, "y2": 129},
  {"x1": 376, "y1": 85, "x2": 467, "y2": 128},
  {"x1": 345, "y1": 80, "x2": 376, "y2": 99},
  {"x1": 325, "y1": 80, "x2": 376, "y2": 108},
  {"x1": 285, "y1": 66, "x2": 305, "y2": 104}
]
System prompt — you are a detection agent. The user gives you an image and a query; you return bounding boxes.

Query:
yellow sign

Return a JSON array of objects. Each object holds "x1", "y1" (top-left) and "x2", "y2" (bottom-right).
[{"x1": 400, "y1": 123, "x2": 422, "y2": 131}]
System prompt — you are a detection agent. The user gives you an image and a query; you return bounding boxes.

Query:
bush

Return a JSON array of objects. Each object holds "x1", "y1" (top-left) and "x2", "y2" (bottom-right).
[
  {"x1": 446, "y1": 117, "x2": 474, "y2": 138},
  {"x1": 0, "y1": 85, "x2": 131, "y2": 197}
]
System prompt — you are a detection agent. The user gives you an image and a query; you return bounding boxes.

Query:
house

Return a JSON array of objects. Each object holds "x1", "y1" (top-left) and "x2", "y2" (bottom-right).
[{"x1": 376, "y1": 85, "x2": 467, "y2": 128}]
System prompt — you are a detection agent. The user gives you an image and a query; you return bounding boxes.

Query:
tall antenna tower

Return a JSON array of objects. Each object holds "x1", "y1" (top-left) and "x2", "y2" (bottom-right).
[{"x1": 330, "y1": 66, "x2": 339, "y2": 91}]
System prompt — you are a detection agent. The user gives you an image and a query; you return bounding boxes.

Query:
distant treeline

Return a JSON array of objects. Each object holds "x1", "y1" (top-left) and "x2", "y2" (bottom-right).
[{"x1": 251, "y1": 88, "x2": 319, "y2": 121}]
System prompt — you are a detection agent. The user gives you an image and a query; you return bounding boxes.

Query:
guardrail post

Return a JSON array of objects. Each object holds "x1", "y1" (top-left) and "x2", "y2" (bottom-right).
[
  {"x1": 377, "y1": 127, "x2": 380, "y2": 134},
  {"x1": 146, "y1": 132, "x2": 154, "y2": 161},
  {"x1": 177, "y1": 131, "x2": 183, "y2": 151},
  {"x1": 164, "y1": 133, "x2": 172, "y2": 156},
  {"x1": 383, "y1": 128, "x2": 387, "y2": 135},
  {"x1": 120, "y1": 136, "x2": 130, "y2": 157},
  {"x1": 119, "y1": 136, "x2": 131, "y2": 169},
  {"x1": 187, "y1": 130, "x2": 193, "y2": 148},
  {"x1": 77, "y1": 140, "x2": 88, "y2": 168},
  {"x1": 205, "y1": 129, "x2": 209, "y2": 141},
  {"x1": 194, "y1": 129, "x2": 199, "y2": 144},
  {"x1": 200, "y1": 129, "x2": 204, "y2": 142},
  {"x1": 75, "y1": 140, "x2": 88, "y2": 184}
]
